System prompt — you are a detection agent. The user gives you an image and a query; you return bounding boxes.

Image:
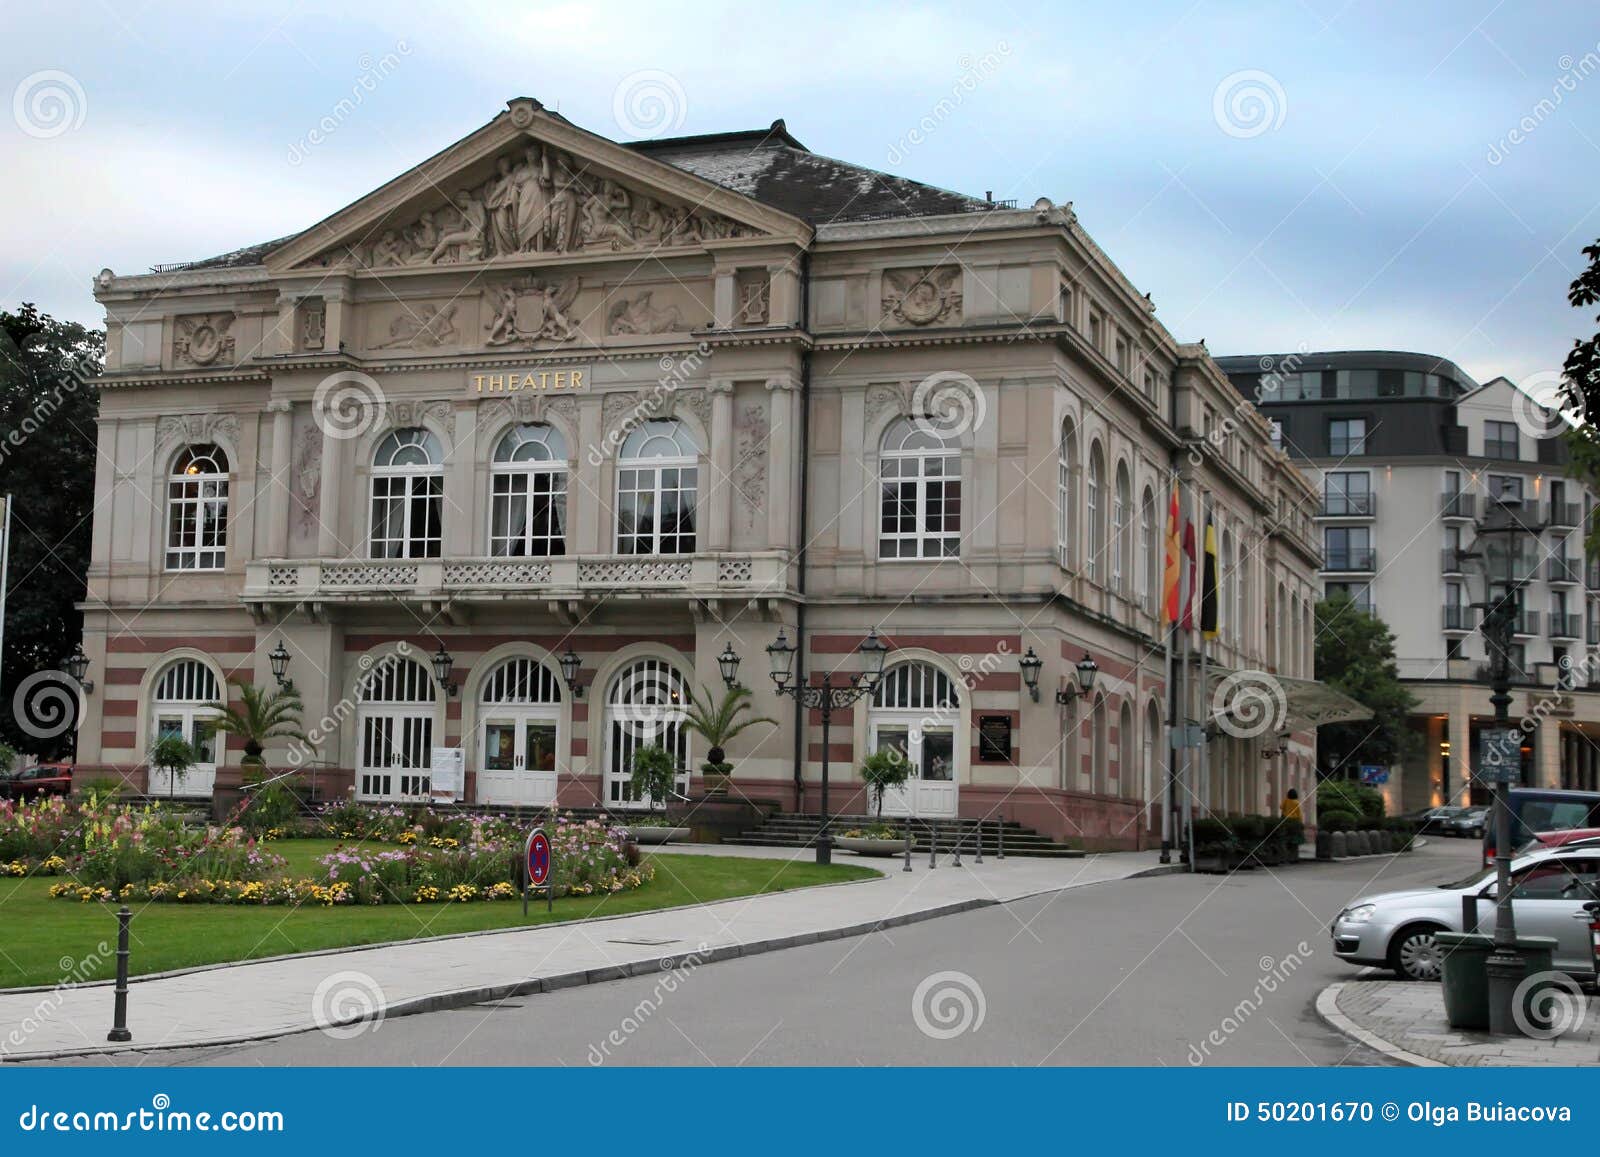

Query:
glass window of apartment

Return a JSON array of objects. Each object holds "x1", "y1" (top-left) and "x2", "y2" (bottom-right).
[
  {"x1": 880, "y1": 417, "x2": 961, "y2": 560},
  {"x1": 1327, "y1": 418, "x2": 1367, "y2": 456},
  {"x1": 1484, "y1": 420, "x2": 1519, "y2": 460},
  {"x1": 1269, "y1": 420, "x2": 1283, "y2": 451},
  {"x1": 1115, "y1": 335, "x2": 1130, "y2": 375},
  {"x1": 1324, "y1": 526, "x2": 1371, "y2": 570},
  {"x1": 1324, "y1": 581, "x2": 1372, "y2": 610},
  {"x1": 1323, "y1": 471, "x2": 1371, "y2": 515},
  {"x1": 1488, "y1": 474, "x2": 1523, "y2": 503},
  {"x1": 1335, "y1": 369, "x2": 1379, "y2": 398},
  {"x1": 1143, "y1": 369, "x2": 1157, "y2": 402},
  {"x1": 370, "y1": 428, "x2": 444, "y2": 559},
  {"x1": 618, "y1": 420, "x2": 701, "y2": 555}
]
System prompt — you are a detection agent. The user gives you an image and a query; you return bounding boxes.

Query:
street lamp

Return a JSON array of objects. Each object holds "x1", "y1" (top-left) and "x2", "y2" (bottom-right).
[
  {"x1": 430, "y1": 643, "x2": 459, "y2": 697},
  {"x1": 268, "y1": 640, "x2": 293, "y2": 691},
  {"x1": 1019, "y1": 647, "x2": 1043, "y2": 701},
  {"x1": 1054, "y1": 651, "x2": 1099, "y2": 708},
  {"x1": 1460, "y1": 493, "x2": 1542, "y2": 1035},
  {"x1": 62, "y1": 643, "x2": 93, "y2": 694},
  {"x1": 558, "y1": 646, "x2": 585, "y2": 699},
  {"x1": 764, "y1": 627, "x2": 890, "y2": 864},
  {"x1": 717, "y1": 643, "x2": 742, "y2": 689}
]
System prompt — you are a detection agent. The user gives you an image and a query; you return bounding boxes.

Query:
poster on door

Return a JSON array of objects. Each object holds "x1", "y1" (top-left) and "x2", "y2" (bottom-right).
[{"x1": 430, "y1": 747, "x2": 465, "y2": 802}]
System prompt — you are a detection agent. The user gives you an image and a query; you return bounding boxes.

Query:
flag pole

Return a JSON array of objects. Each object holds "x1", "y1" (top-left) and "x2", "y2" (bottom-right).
[
  {"x1": 1198, "y1": 490, "x2": 1211, "y2": 818},
  {"x1": 1160, "y1": 471, "x2": 1179, "y2": 865},
  {"x1": 1180, "y1": 478, "x2": 1194, "y2": 872}
]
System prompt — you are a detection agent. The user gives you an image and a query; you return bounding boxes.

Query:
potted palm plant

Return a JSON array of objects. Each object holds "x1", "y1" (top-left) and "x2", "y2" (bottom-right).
[
  {"x1": 201, "y1": 681, "x2": 309, "y2": 772},
  {"x1": 682, "y1": 684, "x2": 776, "y2": 796}
]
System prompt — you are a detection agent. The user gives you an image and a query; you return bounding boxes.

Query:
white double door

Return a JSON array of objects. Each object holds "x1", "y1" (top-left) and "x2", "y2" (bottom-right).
[
  {"x1": 605, "y1": 713, "x2": 689, "y2": 811},
  {"x1": 150, "y1": 710, "x2": 218, "y2": 797},
  {"x1": 870, "y1": 715, "x2": 959, "y2": 818},
  {"x1": 357, "y1": 708, "x2": 433, "y2": 803},
  {"x1": 477, "y1": 711, "x2": 559, "y2": 806}
]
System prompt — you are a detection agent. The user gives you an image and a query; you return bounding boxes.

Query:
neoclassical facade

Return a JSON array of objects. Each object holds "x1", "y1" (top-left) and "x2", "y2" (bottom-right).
[{"x1": 78, "y1": 99, "x2": 1324, "y2": 846}]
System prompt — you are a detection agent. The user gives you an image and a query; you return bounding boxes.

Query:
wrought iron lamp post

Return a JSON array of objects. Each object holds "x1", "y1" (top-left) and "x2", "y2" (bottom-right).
[
  {"x1": 1458, "y1": 494, "x2": 1540, "y2": 1034},
  {"x1": 268, "y1": 640, "x2": 293, "y2": 691},
  {"x1": 764, "y1": 628, "x2": 889, "y2": 864}
]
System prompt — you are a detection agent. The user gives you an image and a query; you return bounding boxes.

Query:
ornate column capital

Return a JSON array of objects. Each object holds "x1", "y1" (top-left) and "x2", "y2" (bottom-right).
[
  {"x1": 709, "y1": 378, "x2": 736, "y2": 395},
  {"x1": 766, "y1": 374, "x2": 801, "y2": 393}
]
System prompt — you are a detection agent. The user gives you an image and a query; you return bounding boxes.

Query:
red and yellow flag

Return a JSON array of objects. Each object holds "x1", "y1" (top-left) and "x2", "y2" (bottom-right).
[{"x1": 1163, "y1": 484, "x2": 1181, "y2": 624}]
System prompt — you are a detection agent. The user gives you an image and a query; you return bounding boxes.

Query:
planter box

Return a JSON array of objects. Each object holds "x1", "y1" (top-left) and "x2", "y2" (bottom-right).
[
  {"x1": 627, "y1": 826, "x2": 691, "y2": 845},
  {"x1": 834, "y1": 836, "x2": 904, "y2": 857}
]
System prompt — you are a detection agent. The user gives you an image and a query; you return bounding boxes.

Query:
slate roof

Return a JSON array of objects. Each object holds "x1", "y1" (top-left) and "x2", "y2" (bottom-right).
[{"x1": 157, "y1": 119, "x2": 996, "y2": 272}]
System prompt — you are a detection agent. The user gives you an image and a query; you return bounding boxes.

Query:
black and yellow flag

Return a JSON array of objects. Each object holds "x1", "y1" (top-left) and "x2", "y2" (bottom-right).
[{"x1": 1200, "y1": 519, "x2": 1219, "y2": 640}]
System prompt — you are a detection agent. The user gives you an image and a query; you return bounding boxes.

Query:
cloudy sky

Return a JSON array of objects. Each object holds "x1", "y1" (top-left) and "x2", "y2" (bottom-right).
[{"x1": 2, "y1": 0, "x2": 1596, "y2": 383}]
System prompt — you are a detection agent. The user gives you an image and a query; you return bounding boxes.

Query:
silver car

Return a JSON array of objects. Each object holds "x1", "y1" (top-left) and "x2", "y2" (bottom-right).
[{"x1": 1330, "y1": 845, "x2": 1600, "y2": 980}]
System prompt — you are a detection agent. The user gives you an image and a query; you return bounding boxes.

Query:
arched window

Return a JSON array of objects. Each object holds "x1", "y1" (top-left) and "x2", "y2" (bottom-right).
[
  {"x1": 165, "y1": 445, "x2": 229, "y2": 570},
  {"x1": 1112, "y1": 463, "x2": 1131, "y2": 597},
  {"x1": 880, "y1": 417, "x2": 961, "y2": 559},
  {"x1": 1086, "y1": 445, "x2": 1105, "y2": 585},
  {"x1": 1143, "y1": 700, "x2": 1162, "y2": 826},
  {"x1": 1139, "y1": 487, "x2": 1156, "y2": 613},
  {"x1": 370, "y1": 428, "x2": 444, "y2": 559},
  {"x1": 869, "y1": 661, "x2": 961, "y2": 817},
  {"x1": 1092, "y1": 693, "x2": 1109, "y2": 794},
  {"x1": 477, "y1": 656, "x2": 562, "y2": 806},
  {"x1": 1057, "y1": 419, "x2": 1077, "y2": 569},
  {"x1": 617, "y1": 420, "x2": 700, "y2": 555},
  {"x1": 356, "y1": 652, "x2": 436, "y2": 801},
  {"x1": 490, "y1": 424, "x2": 568, "y2": 557},
  {"x1": 1118, "y1": 700, "x2": 1135, "y2": 798},
  {"x1": 605, "y1": 657, "x2": 690, "y2": 807},
  {"x1": 150, "y1": 658, "x2": 221, "y2": 796}
]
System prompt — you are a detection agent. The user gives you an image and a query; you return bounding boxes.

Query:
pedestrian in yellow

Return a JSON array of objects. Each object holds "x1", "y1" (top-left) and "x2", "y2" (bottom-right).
[{"x1": 1281, "y1": 788, "x2": 1303, "y2": 822}]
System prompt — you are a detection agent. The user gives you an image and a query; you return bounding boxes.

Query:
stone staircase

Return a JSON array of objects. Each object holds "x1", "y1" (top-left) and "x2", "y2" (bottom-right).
[{"x1": 727, "y1": 813, "x2": 1085, "y2": 858}]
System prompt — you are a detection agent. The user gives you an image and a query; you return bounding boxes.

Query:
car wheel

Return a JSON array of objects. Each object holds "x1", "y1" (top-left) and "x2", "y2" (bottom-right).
[{"x1": 1389, "y1": 925, "x2": 1445, "y2": 981}]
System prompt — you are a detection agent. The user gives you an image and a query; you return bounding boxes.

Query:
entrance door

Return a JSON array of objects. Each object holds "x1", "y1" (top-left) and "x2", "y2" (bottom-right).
[
  {"x1": 870, "y1": 719, "x2": 959, "y2": 818},
  {"x1": 358, "y1": 710, "x2": 433, "y2": 802},
  {"x1": 150, "y1": 712, "x2": 218, "y2": 797},
  {"x1": 605, "y1": 713, "x2": 689, "y2": 810},
  {"x1": 477, "y1": 714, "x2": 558, "y2": 806}
]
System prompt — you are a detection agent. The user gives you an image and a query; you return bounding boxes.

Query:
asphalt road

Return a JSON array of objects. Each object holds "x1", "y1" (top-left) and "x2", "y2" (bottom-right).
[{"x1": 34, "y1": 839, "x2": 1482, "y2": 1067}]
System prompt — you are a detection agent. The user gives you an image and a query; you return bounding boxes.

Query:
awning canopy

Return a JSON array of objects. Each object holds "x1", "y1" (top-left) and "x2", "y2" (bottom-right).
[{"x1": 1203, "y1": 667, "x2": 1373, "y2": 733}]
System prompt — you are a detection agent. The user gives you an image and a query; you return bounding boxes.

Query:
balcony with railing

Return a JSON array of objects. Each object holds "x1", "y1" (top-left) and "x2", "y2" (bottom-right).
[
  {"x1": 1441, "y1": 548, "x2": 1464, "y2": 575},
  {"x1": 1589, "y1": 561, "x2": 1600, "y2": 590},
  {"x1": 1547, "y1": 557, "x2": 1582, "y2": 584},
  {"x1": 1318, "y1": 492, "x2": 1377, "y2": 518},
  {"x1": 1442, "y1": 605, "x2": 1474, "y2": 631},
  {"x1": 1546, "y1": 501, "x2": 1582, "y2": 528},
  {"x1": 1589, "y1": 621, "x2": 1600, "y2": 646},
  {"x1": 1549, "y1": 613, "x2": 1582, "y2": 640},
  {"x1": 242, "y1": 553, "x2": 795, "y2": 610},
  {"x1": 1514, "y1": 610, "x2": 1541, "y2": 636},
  {"x1": 1322, "y1": 548, "x2": 1377, "y2": 574},
  {"x1": 1440, "y1": 491, "x2": 1476, "y2": 520}
]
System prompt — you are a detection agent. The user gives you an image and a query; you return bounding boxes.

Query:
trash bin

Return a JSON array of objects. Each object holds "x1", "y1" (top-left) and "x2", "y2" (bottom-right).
[{"x1": 1438, "y1": 931, "x2": 1494, "y2": 1030}]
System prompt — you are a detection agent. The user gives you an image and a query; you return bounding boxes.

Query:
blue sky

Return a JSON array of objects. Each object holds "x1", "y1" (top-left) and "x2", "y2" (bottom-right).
[{"x1": 3, "y1": 0, "x2": 1597, "y2": 383}]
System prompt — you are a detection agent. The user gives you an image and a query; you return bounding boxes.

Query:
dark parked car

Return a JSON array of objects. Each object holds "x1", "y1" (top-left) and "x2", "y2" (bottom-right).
[
  {"x1": 1483, "y1": 788, "x2": 1600, "y2": 865},
  {"x1": 0, "y1": 763, "x2": 73, "y2": 801},
  {"x1": 1402, "y1": 805, "x2": 1469, "y2": 834},
  {"x1": 1442, "y1": 806, "x2": 1490, "y2": 838}
]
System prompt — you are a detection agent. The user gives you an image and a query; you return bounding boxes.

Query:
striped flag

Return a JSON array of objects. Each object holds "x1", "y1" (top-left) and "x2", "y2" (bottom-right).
[
  {"x1": 1180, "y1": 517, "x2": 1197, "y2": 631},
  {"x1": 1163, "y1": 484, "x2": 1181, "y2": 624},
  {"x1": 1201, "y1": 519, "x2": 1219, "y2": 640}
]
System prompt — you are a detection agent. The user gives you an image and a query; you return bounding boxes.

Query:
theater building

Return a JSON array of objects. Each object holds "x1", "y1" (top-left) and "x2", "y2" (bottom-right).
[{"x1": 77, "y1": 98, "x2": 1326, "y2": 846}]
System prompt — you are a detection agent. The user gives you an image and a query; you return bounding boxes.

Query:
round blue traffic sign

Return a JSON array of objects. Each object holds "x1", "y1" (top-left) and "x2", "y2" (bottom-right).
[{"x1": 526, "y1": 830, "x2": 551, "y2": 887}]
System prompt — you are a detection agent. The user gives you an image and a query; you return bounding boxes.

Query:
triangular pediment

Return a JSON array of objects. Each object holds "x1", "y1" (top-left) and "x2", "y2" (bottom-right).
[{"x1": 268, "y1": 98, "x2": 809, "y2": 274}]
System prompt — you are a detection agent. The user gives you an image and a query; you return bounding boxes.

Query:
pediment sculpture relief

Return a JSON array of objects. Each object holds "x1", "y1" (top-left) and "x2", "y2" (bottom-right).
[
  {"x1": 483, "y1": 276, "x2": 581, "y2": 347},
  {"x1": 606, "y1": 290, "x2": 701, "y2": 336},
  {"x1": 322, "y1": 143, "x2": 758, "y2": 270},
  {"x1": 173, "y1": 313, "x2": 236, "y2": 366},
  {"x1": 881, "y1": 266, "x2": 963, "y2": 327},
  {"x1": 371, "y1": 302, "x2": 461, "y2": 350}
]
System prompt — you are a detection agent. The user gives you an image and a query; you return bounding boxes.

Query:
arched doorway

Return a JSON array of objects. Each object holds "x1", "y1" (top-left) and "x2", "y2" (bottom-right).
[
  {"x1": 356, "y1": 653, "x2": 436, "y2": 802},
  {"x1": 604, "y1": 657, "x2": 690, "y2": 809},
  {"x1": 149, "y1": 658, "x2": 221, "y2": 797},
  {"x1": 868, "y1": 661, "x2": 960, "y2": 818},
  {"x1": 477, "y1": 656, "x2": 561, "y2": 806}
]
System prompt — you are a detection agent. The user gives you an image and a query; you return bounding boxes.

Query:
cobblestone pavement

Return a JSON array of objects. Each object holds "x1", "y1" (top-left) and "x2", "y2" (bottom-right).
[{"x1": 1326, "y1": 976, "x2": 1600, "y2": 1066}]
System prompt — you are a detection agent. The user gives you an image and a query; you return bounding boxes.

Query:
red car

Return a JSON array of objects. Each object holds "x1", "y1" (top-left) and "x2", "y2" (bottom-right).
[
  {"x1": 0, "y1": 763, "x2": 73, "y2": 800},
  {"x1": 1518, "y1": 827, "x2": 1600, "y2": 854}
]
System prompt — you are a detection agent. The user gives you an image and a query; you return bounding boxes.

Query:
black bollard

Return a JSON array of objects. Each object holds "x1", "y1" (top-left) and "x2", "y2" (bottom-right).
[
  {"x1": 975, "y1": 819, "x2": 984, "y2": 864},
  {"x1": 928, "y1": 825, "x2": 938, "y2": 869},
  {"x1": 953, "y1": 825, "x2": 963, "y2": 867},
  {"x1": 997, "y1": 817, "x2": 1005, "y2": 860},
  {"x1": 107, "y1": 906, "x2": 132, "y2": 1042},
  {"x1": 903, "y1": 822, "x2": 913, "y2": 873}
]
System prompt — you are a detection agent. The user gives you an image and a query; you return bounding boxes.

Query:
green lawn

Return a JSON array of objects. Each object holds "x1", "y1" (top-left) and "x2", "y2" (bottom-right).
[{"x1": 0, "y1": 841, "x2": 878, "y2": 989}]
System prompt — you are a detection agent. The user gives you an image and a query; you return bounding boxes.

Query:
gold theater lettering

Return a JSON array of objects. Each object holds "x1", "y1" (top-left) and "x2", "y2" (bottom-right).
[{"x1": 473, "y1": 369, "x2": 586, "y2": 393}]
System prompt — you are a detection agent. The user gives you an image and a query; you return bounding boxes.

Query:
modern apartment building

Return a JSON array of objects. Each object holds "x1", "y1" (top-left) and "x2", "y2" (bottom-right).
[{"x1": 1218, "y1": 350, "x2": 1600, "y2": 809}]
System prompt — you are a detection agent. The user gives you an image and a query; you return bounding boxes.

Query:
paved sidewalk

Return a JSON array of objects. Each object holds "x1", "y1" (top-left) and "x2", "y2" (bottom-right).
[
  {"x1": 1320, "y1": 976, "x2": 1600, "y2": 1066},
  {"x1": 0, "y1": 845, "x2": 1170, "y2": 1062}
]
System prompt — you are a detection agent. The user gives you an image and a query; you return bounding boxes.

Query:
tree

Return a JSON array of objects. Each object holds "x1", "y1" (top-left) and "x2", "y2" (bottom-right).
[
  {"x1": 201, "y1": 681, "x2": 309, "y2": 770},
  {"x1": 629, "y1": 743, "x2": 678, "y2": 815},
  {"x1": 148, "y1": 735, "x2": 196, "y2": 802},
  {"x1": 1559, "y1": 238, "x2": 1600, "y2": 555},
  {"x1": 858, "y1": 748, "x2": 910, "y2": 818},
  {"x1": 1314, "y1": 595, "x2": 1420, "y2": 774},
  {"x1": 0, "y1": 304, "x2": 103, "y2": 758}
]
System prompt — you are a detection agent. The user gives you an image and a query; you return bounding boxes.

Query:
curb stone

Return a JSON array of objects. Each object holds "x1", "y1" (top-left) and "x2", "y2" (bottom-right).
[{"x1": 1314, "y1": 981, "x2": 1443, "y2": 1068}]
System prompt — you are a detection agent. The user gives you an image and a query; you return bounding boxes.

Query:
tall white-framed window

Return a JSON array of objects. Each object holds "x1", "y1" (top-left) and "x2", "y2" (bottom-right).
[
  {"x1": 604, "y1": 657, "x2": 690, "y2": 808},
  {"x1": 164, "y1": 445, "x2": 229, "y2": 571},
  {"x1": 356, "y1": 653, "x2": 436, "y2": 802},
  {"x1": 150, "y1": 659, "x2": 221, "y2": 796},
  {"x1": 490, "y1": 423, "x2": 568, "y2": 557},
  {"x1": 1057, "y1": 419, "x2": 1078, "y2": 569},
  {"x1": 1086, "y1": 446, "x2": 1105, "y2": 585},
  {"x1": 370, "y1": 428, "x2": 444, "y2": 559},
  {"x1": 1138, "y1": 487, "x2": 1155, "y2": 612},
  {"x1": 1112, "y1": 464, "x2": 1131, "y2": 597},
  {"x1": 617, "y1": 420, "x2": 700, "y2": 555},
  {"x1": 879, "y1": 416, "x2": 961, "y2": 560}
]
